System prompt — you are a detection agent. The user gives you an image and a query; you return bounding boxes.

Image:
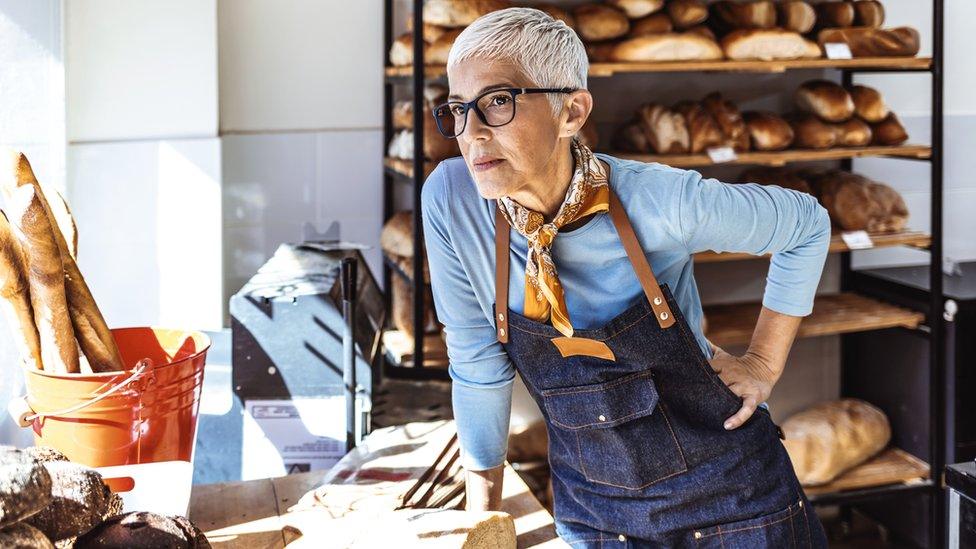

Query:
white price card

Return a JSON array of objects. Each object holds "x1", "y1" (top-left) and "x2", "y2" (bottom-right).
[
  {"x1": 841, "y1": 230, "x2": 874, "y2": 250},
  {"x1": 824, "y1": 43, "x2": 853, "y2": 60},
  {"x1": 707, "y1": 146, "x2": 738, "y2": 164}
]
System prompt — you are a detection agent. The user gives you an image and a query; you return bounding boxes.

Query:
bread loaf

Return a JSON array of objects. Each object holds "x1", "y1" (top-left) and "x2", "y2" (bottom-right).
[
  {"x1": 26, "y1": 461, "x2": 112, "y2": 543},
  {"x1": 611, "y1": 32, "x2": 723, "y2": 61},
  {"x1": 788, "y1": 112, "x2": 838, "y2": 149},
  {"x1": 405, "y1": 17, "x2": 451, "y2": 44},
  {"x1": 869, "y1": 181, "x2": 909, "y2": 232},
  {"x1": 711, "y1": 1, "x2": 777, "y2": 30},
  {"x1": 674, "y1": 101, "x2": 726, "y2": 153},
  {"x1": 637, "y1": 104, "x2": 691, "y2": 154},
  {"x1": 740, "y1": 167, "x2": 813, "y2": 194},
  {"x1": 612, "y1": 121, "x2": 651, "y2": 153},
  {"x1": 628, "y1": 12, "x2": 673, "y2": 36},
  {"x1": 870, "y1": 112, "x2": 909, "y2": 146},
  {"x1": 50, "y1": 191, "x2": 77, "y2": 260},
  {"x1": 722, "y1": 29, "x2": 821, "y2": 60},
  {"x1": 684, "y1": 25, "x2": 717, "y2": 41},
  {"x1": 701, "y1": 92, "x2": 750, "y2": 151},
  {"x1": 6, "y1": 186, "x2": 80, "y2": 374},
  {"x1": 850, "y1": 84, "x2": 889, "y2": 123},
  {"x1": 536, "y1": 4, "x2": 576, "y2": 28},
  {"x1": 831, "y1": 117, "x2": 873, "y2": 147},
  {"x1": 666, "y1": 0, "x2": 708, "y2": 29},
  {"x1": 427, "y1": 28, "x2": 461, "y2": 65},
  {"x1": 575, "y1": 5, "x2": 630, "y2": 42},
  {"x1": 815, "y1": 2, "x2": 855, "y2": 29},
  {"x1": 0, "y1": 212, "x2": 43, "y2": 370},
  {"x1": 852, "y1": 0, "x2": 885, "y2": 28},
  {"x1": 381, "y1": 211, "x2": 414, "y2": 258},
  {"x1": 743, "y1": 111, "x2": 794, "y2": 151},
  {"x1": 795, "y1": 80, "x2": 855, "y2": 122},
  {"x1": 777, "y1": 1, "x2": 817, "y2": 34},
  {"x1": 1, "y1": 151, "x2": 125, "y2": 374},
  {"x1": 808, "y1": 170, "x2": 903, "y2": 231},
  {"x1": 393, "y1": 101, "x2": 413, "y2": 130},
  {"x1": 390, "y1": 257, "x2": 438, "y2": 341},
  {"x1": 817, "y1": 26, "x2": 920, "y2": 57},
  {"x1": 606, "y1": 0, "x2": 665, "y2": 19},
  {"x1": 423, "y1": 0, "x2": 509, "y2": 28},
  {"x1": 390, "y1": 33, "x2": 420, "y2": 67},
  {"x1": 782, "y1": 399, "x2": 891, "y2": 486},
  {"x1": 0, "y1": 523, "x2": 53, "y2": 549}
]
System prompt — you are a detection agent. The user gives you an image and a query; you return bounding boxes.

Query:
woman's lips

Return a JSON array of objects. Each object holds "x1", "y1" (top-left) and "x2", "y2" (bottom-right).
[{"x1": 473, "y1": 158, "x2": 504, "y2": 172}]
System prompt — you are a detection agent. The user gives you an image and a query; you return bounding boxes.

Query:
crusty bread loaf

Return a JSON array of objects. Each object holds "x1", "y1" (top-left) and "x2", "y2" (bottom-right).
[
  {"x1": 586, "y1": 40, "x2": 618, "y2": 62},
  {"x1": 381, "y1": 211, "x2": 414, "y2": 258},
  {"x1": 868, "y1": 181, "x2": 909, "y2": 232},
  {"x1": 6, "y1": 185, "x2": 80, "y2": 374},
  {"x1": 783, "y1": 399, "x2": 891, "y2": 486},
  {"x1": 405, "y1": 17, "x2": 451, "y2": 44},
  {"x1": 606, "y1": 0, "x2": 665, "y2": 19},
  {"x1": 536, "y1": 4, "x2": 576, "y2": 28},
  {"x1": 390, "y1": 33, "x2": 420, "y2": 67},
  {"x1": 701, "y1": 92, "x2": 750, "y2": 151},
  {"x1": 684, "y1": 24, "x2": 716, "y2": 41},
  {"x1": 852, "y1": 0, "x2": 885, "y2": 28},
  {"x1": 777, "y1": 1, "x2": 817, "y2": 34},
  {"x1": 815, "y1": 1, "x2": 855, "y2": 28},
  {"x1": 423, "y1": 0, "x2": 510, "y2": 28},
  {"x1": 817, "y1": 26, "x2": 920, "y2": 57},
  {"x1": 637, "y1": 104, "x2": 691, "y2": 154},
  {"x1": 870, "y1": 112, "x2": 909, "y2": 146},
  {"x1": 795, "y1": 80, "x2": 855, "y2": 122},
  {"x1": 788, "y1": 112, "x2": 838, "y2": 149},
  {"x1": 611, "y1": 32, "x2": 723, "y2": 61},
  {"x1": 807, "y1": 170, "x2": 907, "y2": 231},
  {"x1": 743, "y1": 111, "x2": 794, "y2": 151},
  {"x1": 575, "y1": 4, "x2": 631, "y2": 42},
  {"x1": 740, "y1": 167, "x2": 813, "y2": 194},
  {"x1": 850, "y1": 84, "x2": 889, "y2": 123},
  {"x1": 1, "y1": 150, "x2": 123, "y2": 373},
  {"x1": 393, "y1": 101, "x2": 413, "y2": 130},
  {"x1": 674, "y1": 101, "x2": 726, "y2": 153},
  {"x1": 426, "y1": 28, "x2": 462, "y2": 65},
  {"x1": 831, "y1": 117, "x2": 873, "y2": 147},
  {"x1": 0, "y1": 211, "x2": 43, "y2": 370},
  {"x1": 667, "y1": 0, "x2": 708, "y2": 29},
  {"x1": 722, "y1": 28, "x2": 821, "y2": 60},
  {"x1": 612, "y1": 121, "x2": 652, "y2": 153},
  {"x1": 50, "y1": 191, "x2": 77, "y2": 260},
  {"x1": 390, "y1": 256, "x2": 438, "y2": 340},
  {"x1": 628, "y1": 12, "x2": 673, "y2": 36},
  {"x1": 711, "y1": 1, "x2": 777, "y2": 30}
]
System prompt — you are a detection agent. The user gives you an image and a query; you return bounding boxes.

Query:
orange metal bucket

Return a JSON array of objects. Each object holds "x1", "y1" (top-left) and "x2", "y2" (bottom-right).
[{"x1": 21, "y1": 327, "x2": 210, "y2": 468}]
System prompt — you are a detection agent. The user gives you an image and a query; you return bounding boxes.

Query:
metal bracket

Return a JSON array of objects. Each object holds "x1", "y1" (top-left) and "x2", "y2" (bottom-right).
[{"x1": 944, "y1": 299, "x2": 958, "y2": 322}]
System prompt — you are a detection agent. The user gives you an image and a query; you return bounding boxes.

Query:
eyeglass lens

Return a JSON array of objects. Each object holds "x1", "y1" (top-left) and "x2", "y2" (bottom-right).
[{"x1": 434, "y1": 90, "x2": 517, "y2": 138}]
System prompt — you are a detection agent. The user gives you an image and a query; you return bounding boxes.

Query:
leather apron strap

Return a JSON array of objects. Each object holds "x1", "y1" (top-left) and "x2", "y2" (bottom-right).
[{"x1": 494, "y1": 189, "x2": 675, "y2": 346}]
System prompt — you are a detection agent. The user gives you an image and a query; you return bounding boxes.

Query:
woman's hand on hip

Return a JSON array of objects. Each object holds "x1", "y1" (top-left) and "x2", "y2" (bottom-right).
[{"x1": 708, "y1": 342, "x2": 779, "y2": 430}]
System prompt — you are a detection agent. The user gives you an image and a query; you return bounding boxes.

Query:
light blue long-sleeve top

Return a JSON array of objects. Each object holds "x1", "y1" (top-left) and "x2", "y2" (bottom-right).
[{"x1": 420, "y1": 153, "x2": 831, "y2": 471}]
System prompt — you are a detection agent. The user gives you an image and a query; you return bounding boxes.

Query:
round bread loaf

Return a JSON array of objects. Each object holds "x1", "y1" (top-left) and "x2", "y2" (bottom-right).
[
  {"x1": 637, "y1": 104, "x2": 691, "y2": 154},
  {"x1": 423, "y1": 0, "x2": 510, "y2": 28},
  {"x1": 711, "y1": 1, "x2": 777, "y2": 30},
  {"x1": 701, "y1": 92, "x2": 750, "y2": 151},
  {"x1": 0, "y1": 523, "x2": 53, "y2": 549},
  {"x1": 831, "y1": 117, "x2": 873, "y2": 147},
  {"x1": 795, "y1": 80, "x2": 855, "y2": 122},
  {"x1": 73, "y1": 512, "x2": 211, "y2": 549},
  {"x1": 25, "y1": 461, "x2": 111, "y2": 542},
  {"x1": 777, "y1": 1, "x2": 817, "y2": 34},
  {"x1": 611, "y1": 32, "x2": 723, "y2": 62},
  {"x1": 815, "y1": 1, "x2": 855, "y2": 28},
  {"x1": 0, "y1": 447, "x2": 52, "y2": 529},
  {"x1": 666, "y1": 0, "x2": 708, "y2": 29},
  {"x1": 575, "y1": 4, "x2": 630, "y2": 42},
  {"x1": 389, "y1": 33, "x2": 419, "y2": 67},
  {"x1": 606, "y1": 0, "x2": 665, "y2": 19},
  {"x1": 850, "y1": 85, "x2": 889, "y2": 123},
  {"x1": 628, "y1": 12, "x2": 673, "y2": 36},
  {"x1": 852, "y1": 0, "x2": 885, "y2": 28},
  {"x1": 673, "y1": 101, "x2": 726, "y2": 153},
  {"x1": 743, "y1": 111, "x2": 794, "y2": 151},
  {"x1": 788, "y1": 112, "x2": 838, "y2": 149},
  {"x1": 870, "y1": 112, "x2": 909, "y2": 146},
  {"x1": 381, "y1": 211, "x2": 414, "y2": 258}
]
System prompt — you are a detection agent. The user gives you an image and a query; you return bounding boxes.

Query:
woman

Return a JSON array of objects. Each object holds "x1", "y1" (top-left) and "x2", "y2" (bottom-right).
[{"x1": 421, "y1": 7, "x2": 831, "y2": 548}]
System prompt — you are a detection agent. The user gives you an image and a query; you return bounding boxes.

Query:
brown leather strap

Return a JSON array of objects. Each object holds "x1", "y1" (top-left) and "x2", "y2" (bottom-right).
[{"x1": 494, "y1": 203, "x2": 511, "y2": 343}]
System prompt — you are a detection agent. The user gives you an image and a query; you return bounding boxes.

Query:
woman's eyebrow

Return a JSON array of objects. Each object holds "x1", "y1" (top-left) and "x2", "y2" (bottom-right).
[{"x1": 448, "y1": 82, "x2": 515, "y2": 101}]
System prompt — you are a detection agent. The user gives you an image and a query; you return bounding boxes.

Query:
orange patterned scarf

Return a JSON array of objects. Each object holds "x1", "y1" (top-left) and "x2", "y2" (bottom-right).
[{"x1": 497, "y1": 138, "x2": 610, "y2": 338}]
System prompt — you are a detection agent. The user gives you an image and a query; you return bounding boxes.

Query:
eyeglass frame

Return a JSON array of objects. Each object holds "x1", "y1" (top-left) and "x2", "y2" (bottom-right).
[{"x1": 432, "y1": 87, "x2": 579, "y2": 138}]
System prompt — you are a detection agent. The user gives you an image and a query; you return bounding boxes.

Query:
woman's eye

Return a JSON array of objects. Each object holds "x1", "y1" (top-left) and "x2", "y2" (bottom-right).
[
  {"x1": 490, "y1": 95, "x2": 510, "y2": 106},
  {"x1": 450, "y1": 105, "x2": 465, "y2": 116}
]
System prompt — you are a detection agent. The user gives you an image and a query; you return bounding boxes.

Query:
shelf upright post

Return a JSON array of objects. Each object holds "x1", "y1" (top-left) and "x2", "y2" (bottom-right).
[
  {"x1": 411, "y1": 0, "x2": 426, "y2": 370},
  {"x1": 382, "y1": 0, "x2": 395, "y2": 345}
]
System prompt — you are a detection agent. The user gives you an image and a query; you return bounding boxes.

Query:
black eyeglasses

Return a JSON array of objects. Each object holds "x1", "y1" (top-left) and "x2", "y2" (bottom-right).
[{"x1": 432, "y1": 87, "x2": 578, "y2": 138}]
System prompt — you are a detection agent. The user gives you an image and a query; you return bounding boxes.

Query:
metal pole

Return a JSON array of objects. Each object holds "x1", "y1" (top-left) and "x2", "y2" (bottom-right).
[
  {"x1": 341, "y1": 257, "x2": 358, "y2": 452},
  {"x1": 411, "y1": 0, "x2": 426, "y2": 370}
]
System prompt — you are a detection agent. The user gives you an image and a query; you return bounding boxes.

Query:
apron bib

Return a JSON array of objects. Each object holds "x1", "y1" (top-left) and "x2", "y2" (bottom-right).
[{"x1": 493, "y1": 191, "x2": 828, "y2": 548}]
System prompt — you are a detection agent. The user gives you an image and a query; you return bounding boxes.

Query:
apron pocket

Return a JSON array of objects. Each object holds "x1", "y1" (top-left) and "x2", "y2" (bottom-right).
[
  {"x1": 541, "y1": 371, "x2": 688, "y2": 490},
  {"x1": 689, "y1": 498, "x2": 806, "y2": 548}
]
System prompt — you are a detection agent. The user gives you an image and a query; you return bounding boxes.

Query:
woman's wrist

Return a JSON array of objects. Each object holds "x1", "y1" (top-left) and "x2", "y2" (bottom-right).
[{"x1": 465, "y1": 465, "x2": 505, "y2": 512}]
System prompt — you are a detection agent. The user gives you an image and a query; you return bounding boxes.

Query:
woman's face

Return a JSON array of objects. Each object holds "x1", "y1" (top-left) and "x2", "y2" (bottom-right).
[{"x1": 446, "y1": 58, "x2": 571, "y2": 199}]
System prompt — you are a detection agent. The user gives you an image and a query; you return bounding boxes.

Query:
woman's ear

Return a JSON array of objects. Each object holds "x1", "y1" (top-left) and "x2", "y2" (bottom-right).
[{"x1": 561, "y1": 90, "x2": 593, "y2": 137}]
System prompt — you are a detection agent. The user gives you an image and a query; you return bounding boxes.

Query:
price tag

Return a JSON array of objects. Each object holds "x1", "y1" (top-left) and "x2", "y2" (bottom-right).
[
  {"x1": 841, "y1": 230, "x2": 874, "y2": 250},
  {"x1": 707, "y1": 146, "x2": 738, "y2": 164},
  {"x1": 824, "y1": 42, "x2": 853, "y2": 60}
]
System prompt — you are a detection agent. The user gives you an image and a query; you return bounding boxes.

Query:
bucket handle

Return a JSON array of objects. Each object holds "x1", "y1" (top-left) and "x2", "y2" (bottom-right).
[{"x1": 9, "y1": 359, "x2": 154, "y2": 428}]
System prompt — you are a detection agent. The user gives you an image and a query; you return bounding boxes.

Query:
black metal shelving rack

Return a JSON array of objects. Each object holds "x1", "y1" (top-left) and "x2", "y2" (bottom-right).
[{"x1": 381, "y1": 1, "x2": 947, "y2": 545}]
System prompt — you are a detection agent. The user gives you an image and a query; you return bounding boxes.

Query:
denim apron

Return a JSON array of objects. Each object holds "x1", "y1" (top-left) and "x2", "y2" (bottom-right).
[{"x1": 492, "y1": 191, "x2": 829, "y2": 548}]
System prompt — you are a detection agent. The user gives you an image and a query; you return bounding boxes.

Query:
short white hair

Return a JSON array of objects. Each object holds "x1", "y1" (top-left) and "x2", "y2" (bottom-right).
[{"x1": 447, "y1": 7, "x2": 588, "y2": 114}]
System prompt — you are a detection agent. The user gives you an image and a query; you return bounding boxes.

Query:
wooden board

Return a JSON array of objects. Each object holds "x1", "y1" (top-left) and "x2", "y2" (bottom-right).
[
  {"x1": 804, "y1": 447, "x2": 930, "y2": 497},
  {"x1": 694, "y1": 230, "x2": 931, "y2": 263},
  {"x1": 614, "y1": 145, "x2": 931, "y2": 168},
  {"x1": 385, "y1": 57, "x2": 932, "y2": 78},
  {"x1": 704, "y1": 293, "x2": 924, "y2": 347},
  {"x1": 383, "y1": 329, "x2": 449, "y2": 369}
]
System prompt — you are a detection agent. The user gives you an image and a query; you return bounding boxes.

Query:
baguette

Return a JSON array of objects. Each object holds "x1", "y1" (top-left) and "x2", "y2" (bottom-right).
[
  {"x1": 1, "y1": 150, "x2": 124, "y2": 373},
  {"x1": 722, "y1": 29, "x2": 821, "y2": 61},
  {"x1": 817, "y1": 26, "x2": 920, "y2": 57},
  {"x1": 50, "y1": 191, "x2": 78, "y2": 260},
  {"x1": 0, "y1": 211, "x2": 43, "y2": 370},
  {"x1": 6, "y1": 186, "x2": 80, "y2": 374}
]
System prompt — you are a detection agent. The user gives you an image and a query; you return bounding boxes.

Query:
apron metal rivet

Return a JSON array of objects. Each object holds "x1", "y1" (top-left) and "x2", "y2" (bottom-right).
[
  {"x1": 798, "y1": 501, "x2": 803, "y2": 508},
  {"x1": 618, "y1": 534, "x2": 626, "y2": 542},
  {"x1": 694, "y1": 532, "x2": 702, "y2": 539},
  {"x1": 499, "y1": 328, "x2": 506, "y2": 337},
  {"x1": 660, "y1": 312, "x2": 669, "y2": 320},
  {"x1": 653, "y1": 296, "x2": 662, "y2": 305},
  {"x1": 598, "y1": 415, "x2": 606, "y2": 422},
  {"x1": 498, "y1": 313, "x2": 505, "y2": 321}
]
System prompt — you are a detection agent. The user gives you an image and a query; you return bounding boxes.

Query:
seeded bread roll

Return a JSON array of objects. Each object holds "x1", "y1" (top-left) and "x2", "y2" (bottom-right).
[
  {"x1": 628, "y1": 12, "x2": 673, "y2": 36},
  {"x1": 852, "y1": 0, "x2": 885, "y2": 28},
  {"x1": 536, "y1": 4, "x2": 576, "y2": 29},
  {"x1": 722, "y1": 29, "x2": 822, "y2": 60},
  {"x1": 815, "y1": 1, "x2": 855, "y2": 28},
  {"x1": 788, "y1": 112, "x2": 838, "y2": 149},
  {"x1": 711, "y1": 1, "x2": 777, "y2": 30},
  {"x1": 777, "y1": 1, "x2": 817, "y2": 34},
  {"x1": 611, "y1": 32, "x2": 723, "y2": 61},
  {"x1": 831, "y1": 117, "x2": 873, "y2": 147},
  {"x1": 850, "y1": 84, "x2": 889, "y2": 123},
  {"x1": 817, "y1": 26, "x2": 920, "y2": 57},
  {"x1": 606, "y1": 0, "x2": 665, "y2": 19},
  {"x1": 575, "y1": 5, "x2": 630, "y2": 42},
  {"x1": 666, "y1": 0, "x2": 708, "y2": 29},
  {"x1": 674, "y1": 101, "x2": 726, "y2": 153},
  {"x1": 870, "y1": 112, "x2": 909, "y2": 146},
  {"x1": 701, "y1": 92, "x2": 750, "y2": 152},
  {"x1": 795, "y1": 80, "x2": 855, "y2": 122},
  {"x1": 637, "y1": 104, "x2": 691, "y2": 154},
  {"x1": 423, "y1": 0, "x2": 510, "y2": 28},
  {"x1": 743, "y1": 111, "x2": 794, "y2": 151}
]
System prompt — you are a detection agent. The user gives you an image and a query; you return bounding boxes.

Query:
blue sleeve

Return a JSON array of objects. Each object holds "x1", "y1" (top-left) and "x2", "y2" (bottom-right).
[
  {"x1": 677, "y1": 171, "x2": 831, "y2": 317},
  {"x1": 421, "y1": 165, "x2": 514, "y2": 470}
]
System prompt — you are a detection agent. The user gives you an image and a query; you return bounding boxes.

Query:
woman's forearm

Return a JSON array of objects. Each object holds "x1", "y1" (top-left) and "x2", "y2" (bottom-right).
[{"x1": 745, "y1": 305, "x2": 803, "y2": 381}]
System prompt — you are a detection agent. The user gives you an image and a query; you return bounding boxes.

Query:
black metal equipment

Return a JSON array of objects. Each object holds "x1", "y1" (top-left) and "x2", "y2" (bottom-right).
[{"x1": 341, "y1": 257, "x2": 358, "y2": 452}]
